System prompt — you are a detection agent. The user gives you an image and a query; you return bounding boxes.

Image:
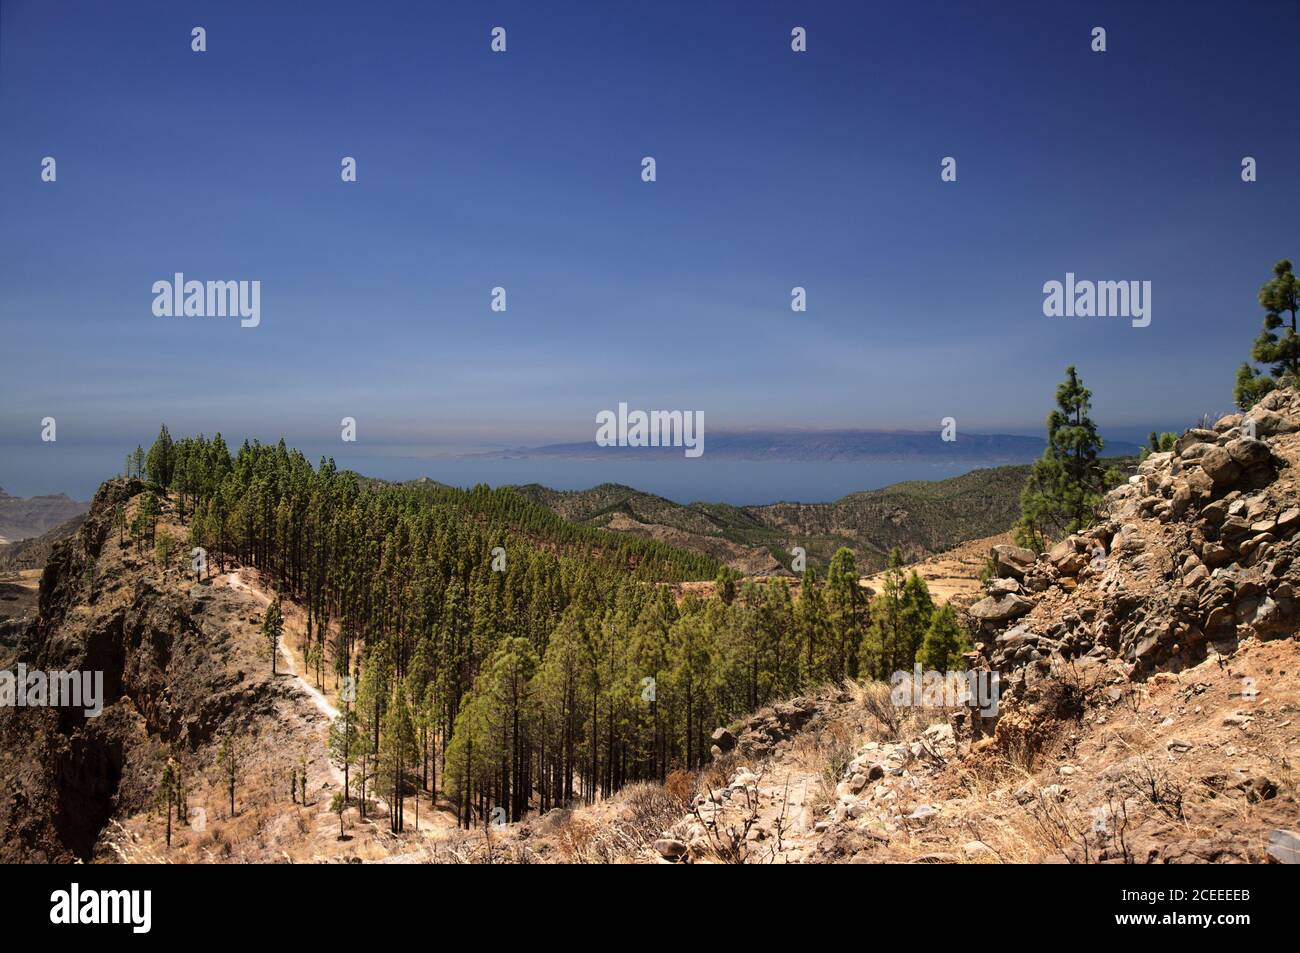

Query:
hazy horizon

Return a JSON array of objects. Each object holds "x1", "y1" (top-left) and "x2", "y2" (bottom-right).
[{"x1": 3, "y1": 1, "x2": 1297, "y2": 466}]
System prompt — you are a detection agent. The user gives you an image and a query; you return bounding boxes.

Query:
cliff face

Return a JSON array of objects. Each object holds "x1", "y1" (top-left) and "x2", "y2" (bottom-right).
[{"x1": 0, "y1": 481, "x2": 269, "y2": 861}]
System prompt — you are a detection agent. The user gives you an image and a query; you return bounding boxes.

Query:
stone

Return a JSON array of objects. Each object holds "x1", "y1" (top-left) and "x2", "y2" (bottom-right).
[
  {"x1": 653, "y1": 837, "x2": 688, "y2": 860},
  {"x1": 1213, "y1": 413, "x2": 1244, "y2": 433},
  {"x1": 1049, "y1": 539, "x2": 1086, "y2": 575},
  {"x1": 969, "y1": 593, "x2": 1034, "y2": 624},
  {"x1": 1226, "y1": 437, "x2": 1272, "y2": 467},
  {"x1": 1175, "y1": 429, "x2": 1217, "y2": 456},
  {"x1": 709, "y1": 727, "x2": 737, "y2": 753},
  {"x1": 1201, "y1": 541, "x2": 1233, "y2": 567},
  {"x1": 996, "y1": 625, "x2": 1035, "y2": 649},
  {"x1": 1245, "y1": 408, "x2": 1297, "y2": 438},
  {"x1": 991, "y1": 544, "x2": 1036, "y2": 579},
  {"x1": 1197, "y1": 446, "x2": 1242, "y2": 487},
  {"x1": 1266, "y1": 830, "x2": 1300, "y2": 864}
]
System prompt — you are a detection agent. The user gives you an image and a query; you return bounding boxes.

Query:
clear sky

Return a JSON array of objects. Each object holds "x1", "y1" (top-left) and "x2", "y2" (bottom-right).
[{"x1": 2, "y1": 0, "x2": 1298, "y2": 473}]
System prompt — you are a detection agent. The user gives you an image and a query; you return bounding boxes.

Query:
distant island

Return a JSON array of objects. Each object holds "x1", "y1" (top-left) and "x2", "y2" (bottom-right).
[{"x1": 474, "y1": 428, "x2": 1141, "y2": 462}]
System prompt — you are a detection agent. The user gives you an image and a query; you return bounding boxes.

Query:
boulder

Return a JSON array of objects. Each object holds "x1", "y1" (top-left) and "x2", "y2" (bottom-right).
[
  {"x1": 1048, "y1": 539, "x2": 1086, "y2": 575},
  {"x1": 1225, "y1": 437, "x2": 1272, "y2": 468},
  {"x1": 990, "y1": 544, "x2": 1036, "y2": 579},
  {"x1": 1277, "y1": 508, "x2": 1300, "y2": 534},
  {"x1": 1213, "y1": 413, "x2": 1244, "y2": 433},
  {"x1": 653, "y1": 838, "x2": 688, "y2": 860},
  {"x1": 1197, "y1": 446, "x2": 1242, "y2": 487},
  {"x1": 709, "y1": 727, "x2": 737, "y2": 753},
  {"x1": 969, "y1": 593, "x2": 1034, "y2": 624},
  {"x1": 1245, "y1": 408, "x2": 1297, "y2": 438},
  {"x1": 1175, "y1": 429, "x2": 1218, "y2": 456}
]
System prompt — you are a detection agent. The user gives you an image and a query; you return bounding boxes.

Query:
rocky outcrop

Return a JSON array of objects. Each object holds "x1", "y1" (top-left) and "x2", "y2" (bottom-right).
[
  {"x1": 0, "y1": 480, "x2": 281, "y2": 862},
  {"x1": 724, "y1": 696, "x2": 825, "y2": 759},
  {"x1": 966, "y1": 387, "x2": 1300, "y2": 721}
]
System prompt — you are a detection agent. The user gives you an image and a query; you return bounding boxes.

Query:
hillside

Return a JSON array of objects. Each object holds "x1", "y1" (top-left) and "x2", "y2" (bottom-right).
[
  {"x1": 0, "y1": 486, "x2": 86, "y2": 544},
  {"x1": 515, "y1": 463, "x2": 1120, "y2": 574},
  {"x1": 0, "y1": 401, "x2": 1289, "y2": 866},
  {"x1": 0, "y1": 513, "x2": 86, "y2": 573},
  {"x1": 458, "y1": 390, "x2": 1300, "y2": 863}
]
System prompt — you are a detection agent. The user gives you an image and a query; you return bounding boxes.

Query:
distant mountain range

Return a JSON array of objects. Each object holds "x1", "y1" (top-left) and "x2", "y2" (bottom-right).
[
  {"x1": 478, "y1": 429, "x2": 1141, "y2": 462},
  {"x1": 0, "y1": 487, "x2": 87, "y2": 545}
]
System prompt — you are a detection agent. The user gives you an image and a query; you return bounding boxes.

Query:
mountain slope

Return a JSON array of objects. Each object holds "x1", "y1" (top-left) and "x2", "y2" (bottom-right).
[
  {"x1": 516, "y1": 463, "x2": 1089, "y2": 574},
  {"x1": 0, "y1": 486, "x2": 87, "y2": 544}
]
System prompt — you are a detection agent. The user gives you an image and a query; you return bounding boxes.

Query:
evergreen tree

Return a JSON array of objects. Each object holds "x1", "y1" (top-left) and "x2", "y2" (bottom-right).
[
  {"x1": 157, "y1": 758, "x2": 184, "y2": 848},
  {"x1": 146, "y1": 424, "x2": 175, "y2": 488},
  {"x1": 1252, "y1": 258, "x2": 1300, "y2": 381},
  {"x1": 330, "y1": 791, "x2": 347, "y2": 839},
  {"x1": 918, "y1": 603, "x2": 970, "y2": 672},
  {"x1": 825, "y1": 547, "x2": 865, "y2": 681},
  {"x1": 376, "y1": 688, "x2": 416, "y2": 833},
  {"x1": 1017, "y1": 366, "x2": 1108, "y2": 550},
  {"x1": 1234, "y1": 362, "x2": 1275, "y2": 412},
  {"x1": 217, "y1": 735, "x2": 238, "y2": 817},
  {"x1": 262, "y1": 596, "x2": 284, "y2": 675},
  {"x1": 328, "y1": 700, "x2": 361, "y2": 803}
]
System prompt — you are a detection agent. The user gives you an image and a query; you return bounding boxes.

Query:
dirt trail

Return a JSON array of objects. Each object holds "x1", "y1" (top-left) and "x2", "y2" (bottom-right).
[
  {"x1": 216, "y1": 569, "x2": 452, "y2": 835},
  {"x1": 224, "y1": 570, "x2": 340, "y2": 722}
]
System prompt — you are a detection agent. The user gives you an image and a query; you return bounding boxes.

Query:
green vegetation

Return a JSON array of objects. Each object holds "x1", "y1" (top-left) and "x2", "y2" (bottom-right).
[
  {"x1": 155, "y1": 758, "x2": 186, "y2": 849},
  {"x1": 143, "y1": 429, "x2": 971, "y2": 830},
  {"x1": 1235, "y1": 258, "x2": 1299, "y2": 410},
  {"x1": 517, "y1": 464, "x2": 1039, "y2": 574},
  {"x1": 1017, "y1": 366, "x2": 1119, "y2": 551},
  {"x1": 262, "y1": 596, "x2": 284, "y2": 676}
]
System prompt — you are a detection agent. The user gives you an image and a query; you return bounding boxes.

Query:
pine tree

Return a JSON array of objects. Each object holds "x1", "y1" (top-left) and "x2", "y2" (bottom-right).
[
  {"x1": 1234, "y1": 362, "x2": 1275, "y2": 412},
  {"x1": 328, "y1": 700, "x2": 361, "y2": 804},
  {"x1": 157, "y1": 758, "x2": 184, "y2": 848},
  {"x1": 146, "y1": 424, "x2": 175, "y2": 489},
  {"x1": 826, "y1": 547, "x2": 866, "y2": 680},
  {"x1": 377, "y1": 689, "x2": 416, "y2": 832},
  {"x1": 331, "y1": 791, "x2": 347, "y2": 839},
  {"x1": 262, "y1": 596, "x2": 284, "y2": 675},
  {"x1": 217, "y1": 735, "x2": 238, "y2": 817},
  {"x1": 1017, "y1": 366, "x2": 1108, "y2": 550},
  {"x1": 918, "y1": 603, "x2": 970, "y2": 672},
  {"x1": 1252, "y1": 258, "x2": 1300, "y2": 381}
]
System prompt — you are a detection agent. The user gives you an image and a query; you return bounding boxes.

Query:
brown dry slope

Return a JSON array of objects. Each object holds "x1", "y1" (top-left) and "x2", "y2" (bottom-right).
[
  {"x1": 609, "y1": 391, "x2": 1300, "y2": 863},
  {"x1": 0, "y1": 483, "x2": 453, "y2": 863}
]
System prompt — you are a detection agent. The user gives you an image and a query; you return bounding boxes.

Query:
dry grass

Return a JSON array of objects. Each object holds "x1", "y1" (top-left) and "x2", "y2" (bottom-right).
[{"x1": 553, "y1": 779, "x2": 691, "y2": 864}]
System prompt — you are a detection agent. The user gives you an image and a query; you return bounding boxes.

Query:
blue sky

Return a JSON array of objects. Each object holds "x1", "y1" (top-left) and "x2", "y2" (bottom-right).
[{"x1": 2, "y1": 0, "x2": 1299, "y2": 491}]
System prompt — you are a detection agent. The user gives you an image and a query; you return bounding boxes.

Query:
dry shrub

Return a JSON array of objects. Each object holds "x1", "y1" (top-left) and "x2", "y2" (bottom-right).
[
  {"x1": 663, "y1": 769, "x2": 695, "y2": 807},
  {"x1": 854, "y1": 680, "x2": 935, "y2": 741},
  {"x1": 1114, "y1": 755, "x2": 1186, "y2": 820},
  {"x1": 620, "y1": 781, "x2": 690, "y2": 841},
  {"x1": 554, "y1": 780, "x2": 687, "y2": 864}
]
